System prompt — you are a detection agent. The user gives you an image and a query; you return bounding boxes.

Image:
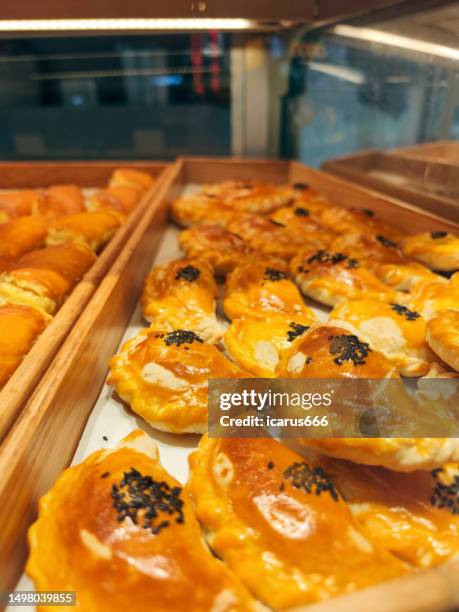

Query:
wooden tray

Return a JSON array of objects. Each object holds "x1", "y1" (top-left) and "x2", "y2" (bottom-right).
[
  {"x1": 323, "y1": 149, "x2": 459, "y2": 223},
  {"x1": 394, "y1": 140, "x2": 459, "y2": 164},
  {"x1": 0, "y1": 161, "x2": 168, "y2": 443},
  {"x1": 0, "y1": 157, "x2": 457, "y2": 608}
]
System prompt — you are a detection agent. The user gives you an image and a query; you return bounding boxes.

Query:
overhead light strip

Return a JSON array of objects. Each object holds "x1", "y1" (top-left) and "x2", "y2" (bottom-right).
[
  {"x1": 0, "y1": 18, "x2": 254, "y2": 32},
  {"x1": 333, "y1": 24, "x2": 459, "y2": 61}
]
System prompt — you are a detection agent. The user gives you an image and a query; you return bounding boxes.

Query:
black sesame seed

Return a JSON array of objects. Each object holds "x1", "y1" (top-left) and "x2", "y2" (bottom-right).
[
  {"x1": 101, "y1": 472, "x2": 110, "y2": 479},
  {"x1": 175, "y1": 265, "x2": 201, "y2": 282},
  {"x1": 264, "y1": 267, "x2": 287, "y2": 282},
  {"x1": 390, "y1": 303, "x2": 421, "y2": 321},
  {"x1": 294, "y1": 207, "x2": 310, "y2": 217},
  {"x1": 164, "y1": 330, "x2": 204, "y2": 346},
  {"x1": 306, "y1": 250, "x2": 358, "y2": 268},
  {"x1": 293, "y1": 182, "x2": 309, "y2": 191},
  {"x1": 102, "y1": 436, "x2": 108, "y2": 442},
  {"x1": 376, "y1": 235, "x2": 397, "y2": 248},
  {"x1": 328, "y1": 334, "x2": 371, "y2": 367},
  {"x1": 283, "y1": 462, "x2": 339, "y2": 501},
  {"x1": 430, "y1": 467, "x2": 459, "y2": 515},
  {"x1": 267, "y1": 461, "x2": 274, "y2": 470},
  {"x1": 431, "y1": 231, "x2": 448, "y2": 239},
  {"x1": 287, "y1": 322, "x2": 310, "y2": 342}
]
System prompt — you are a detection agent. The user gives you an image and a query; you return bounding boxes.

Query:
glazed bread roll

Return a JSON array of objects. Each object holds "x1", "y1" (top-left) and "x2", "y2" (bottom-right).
[
  {"x1": 33, "y1": 184, "x2": 85, "y2": 220},
  {"x1": 320, "y1": 206, "x2": 405, "y2": 242},
  {"x1": 0, "y1": 216, "x2": 48, "y2": 260},
  {"x1": 268, "y1": 204, "x2": 333, "y2": 249},
  {"x1": 409, "y1": 273, "x2": 459, "y2": 319},
  {"x1": 27, "y1": 430, "x2": 260, "y2": 612},
  {"x1": 188, "y1": 436, "x2": 406, "y2": 609},
  {"x1": 88, "y1": 186, "x2": 142, "y2": 215},
  {"x1": 0, "y1": 303, "x2": 48, "y2": 388},
  {"x1": 426, "y1": 310, "x2": 459, "y2": 372},
  {"x1": 402, "y1": 231, "x2": 459, "y2": 272},
  {"x1": 200, "y1": 180, "x2": 293, "y2": 214},
  {"x1": 141, "y1": 258, "x2": 224, "y2": 343},
  {"x1": 108, "y1": 328, "x2": 251, "y2": 434},
  {"x1": 46, "y1": 210, "x2": 124, "y2": 252},
  {"x1": 0, "y1": 190, "x2": 40, "y2": 218},
  {"x1": 171, "y1": 193, "x2": 234, "y2": 228},
  {"x1": 109, "y1": 168, "x2": 154, "y2": 191}
]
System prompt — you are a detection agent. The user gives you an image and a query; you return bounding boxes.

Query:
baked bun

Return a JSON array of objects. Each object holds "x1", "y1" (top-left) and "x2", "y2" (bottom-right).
[
  {"x1": 320, "y1": 206, "x2": 405, "y2": 242},
  {"x1": 33, "y1": 184, "x2": 85, "y2": 219},
  {"x1": 224, "y1": 314, "x2": 315, "y2": 376},
  {"x1": 291, "y1": 183, "x2": 333, "y2": 218},
  {"x1": 141, "y1": 258, "x2": 224, "y2": 343},
  {"x1": 409, "y1": 273, "x2": 459, "y2": 319},
  {"x1": 290, "y1": 250, "x2": 397, "y2": 307},
  {"x1": 330, "y1": 233, "x2": 405, "y2": 269},
  {"x1": 0, "y1": 216, "x2": 48, "y2": 260},
  {"x1": 402, "y1": 231, "x2": 459, "y2": 272},
  {"x1": 276, "y1": 323, "x2": 398, "y2": 378},
  {"x1": 108, "y1": 328, "x2": 250, "y2": 434},
  {"x1": 178, "y1": 225, "x2": 259, "y2": 276},
  {"x1": 426, "y1": 310, "x2": 459, "y2": 372},
  {"x1": 320, "y1": 456, "x2": 459, "y2": 568},
  {"x1": 109, "y1": 168, "x2": 154, "y2": 191},
  {"x1": 305, "y1": 438, "x2": 459, "y2": 472},
  {"x1": 27, "y1": 430, "x2": 259, "y2": 612},
  {"x1": 376, "y1": 262, "x2": 444, "y2": 291},
  {"x1": 0, "y1": 304, "x2": 48, "y2": 388},
  {"x1": 226, "y1": 213, "x2": 305, "y2": 261},
  {"x1": 171, "y1": 193, "x2": 234, "y2": 228},
  {"x1": 201, "y1": 180, "x2": 293, "y2": 214},
  {"x1": 268, "y1": 205, "x2": 333, "y2": 249},
  {"x1": 187, "y1": 435, "x2": 406, "y2": 609},
  {"x1": 89, "y1": 186, "x2": 142, "y2": 215},
  {"x1": 330, "y1": 299, "x2": 434, "y2": 376},
  {"x1": 0, "y1": 190, "x2": 39, "y2": 218},
  {"x1": 47, "y1": 210, "x2": 123, "y2": 252},
  {"x1": 223, "y1": 261, "x2": 315, "y2": 320}
]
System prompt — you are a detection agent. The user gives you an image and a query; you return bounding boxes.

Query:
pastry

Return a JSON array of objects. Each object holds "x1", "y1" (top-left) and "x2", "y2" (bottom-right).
[
  {"x1": 46, "y1": 210, "x2": 124, "y2": 252},
  {"x1": 426, "y1": 310, "x2": 459, "y2": 373},
  {"x1": 330, "y1": 233, "x2": 405, "y2": 268},
  {"x1": 409, "y1": 273, "x2": 459, "y2": 319},
  {"x1": 0, "y1": 243, "x2": 96, "y2": 315},
  {"x1": 330, "y1": 299, "x2": 434, "y2": 376},
  {"x1": 201, "y1": 180, "x2": 293, "y2": 214},
  {"x1": 27, "y1": 429, "x2": 259, "y2": 612},
  {"x1": 320, "y1": 456, "x2": 459, "y2": 568},
  {"x1": 108, "y1": 328, "x2": 251, "y2": 434},
  {"x1": 291, "y1": 250, "x2": 397, "y2": 307},
  {"x1": 224, "y1": 314, "x2": 315, "y2": 376},
  {"x1": 141, "y1": 258, "x2": 224, "y2": 343},
  {"x1": 320, "y1": 206, "x2": 405, "y2": 242},
  {"x1": 171, "y1": 193, "x2": 234, "y2": 228},
  {"x1": 109, "y1": 168, "x2": 154, "y2": 191},
  {"x1": 226, "y1": 213, "x2": 305, "y2": 261},
  {"x1": 88, "y1": 186, "x2": 143, "y2": 215},
  {"x1": 223, "y1": 261, "x2": 315, "y2": 320},
  {"x1": 276, "y1": 323, "x2": 398, "y2": 378},
  {"x1": 0, "y1": 303, "x2": 48, "y2": 388},
  {"x1": 33, "y1": 184, "x2": 85, "y2": 219},
  {"x1": 187, "y1": 435, "x2": 406, "y2": 609},
  {"x1": 268, "y1": 205, "x2": 333, "y2": 249},
  {"x1": 401, "y1": 231, "x2": 459, "y2": 272},
  {"x1": 0, "y1": 189, "x2": 40, "y2": 218},
  {"x1": 376, "y1": 261, "x2": 444, "y2": 292},
  {"x1": 0, "y1": 216, "x2": 48, "y2": 260},
  {"x1": 178, "y1": 224, "x2": 259, "y2": 276}
]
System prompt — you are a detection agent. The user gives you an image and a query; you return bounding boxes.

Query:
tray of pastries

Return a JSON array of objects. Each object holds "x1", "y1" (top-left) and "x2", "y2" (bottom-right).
[
  {"x1": 1, "y1": 157, "x2": 458, "y2": 611},
  {"x1": 0, "y1": 161, "x2": 168, "y2": 442}
]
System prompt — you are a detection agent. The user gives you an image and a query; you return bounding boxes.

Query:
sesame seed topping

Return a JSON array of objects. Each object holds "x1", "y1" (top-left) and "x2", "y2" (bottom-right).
[
  {"x1": 430, "y1": 467, "x2": 459, "y2": 514},
  {"x1": 390, "y1": 303, "x2": 421, "y2": 321},
  {"x1": 267, "y1": 461, "x2": 274, "y2": 470},
  {"x1": 305, "y1": 250, "x2": 360, "y2": 269},
  {"x1": 164, "y1": 330, "x2": 204, "y2": 346},
  {"x1": 376, "y1": 235, "x2": 397, "y2": 248},
  {"x1": 328, "y1": 334, "x2": 372, "y2": 366},
  {"x1": 101, "y1": 472, "x2": 110, "y2": 479},
  {"x1": 175, "y1": 265, "x2": 201, "y2": 282},
  {"x1": 431, "y1": 231, "x2": 448, "y2": 239},
  {"x1": 294, "y1": 207, "x2": 310, "y2": 217},
  {"x1": 283, "y1": 462, "x2": 339, "y2": 501},
  {"x1": 264, "y1": 267, "x2": 287, "y2": 282},
  {"x1": 287, "y1": 322, "x2": 310, "y2": 342}
]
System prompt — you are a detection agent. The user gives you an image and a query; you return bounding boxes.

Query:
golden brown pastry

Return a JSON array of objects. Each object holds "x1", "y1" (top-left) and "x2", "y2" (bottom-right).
[
  {"x1": 33, "y1": 184, "x2": 85, "y2": 220},
  {"x1": 223, "y1": 261, "x2": 315, "y2": 320},
  {"x1": 178, "y1": 224, "x2": 259, "y2": 276},
  {"x1": 0, "y1": 303, "x2": 48, "y2": 388},
  {"x1": 141, "y1": 258, "x2": 224, "y2": 343},
  {"x1": 290, "y1": 250, "x2": 397, "y2": 307},
  {"x1": 27, "y1": 429, "x2": 260, "y2": 612},
  {"x1": 226, "y1": 213, "x2": 305, "y2": 261},
  {"x1": 187, "y1": 436, "x2": 406, "y2": 609},
  {"x1": 276, "y1": 323, "x2": 398, "y2": 378},
  {"x1": 268, "y1": 205, "x2": 333, "y2": 250},
  {"x1": 171, "y1": 193, "x2": 234, "y2": 228},
  {"x1": 426, "y1": 310, "x2": 459, "y2": 373},
  {"x1": 402, "y1": 231, "x2": 459, "y2": 272},
  {"x1": 0, "y1": 189, "x2": 40, "y2": 218},
  {"x1": 330, "y1": 233, "x2": 405, "y2": 267},
  {"x1": 201, "y1": 180, "x2": 293, "y2": 214},
  {"x1": 88, "y1": 186, "x2": 143, "y2": 215},
  {"x1": 376, "y1": 261, "x2": 444, "y2": 292},
  {"x1": 330, "y1": 299, "x2": 434, "y2": 376},
  {"x1": 409, "y1": 273, "x2": 459, "y2": 319},
  {"x1": 320, "y1": 206, "x2": 405, "y2": 242},
  {"x1": 46, "y1": 210, "x2": 124, "y2": 251},
  {"x1": 109, "y1": 167, "x2": 154, "y2": 191},
  {"x1": 0, "y1": 216, "x2": 48, "y2": 260},
  {"x1": 320, "y1": 456, "x2": 459, "y2": 568},
  {"x1": 224, "y1": 314, "x2": 315, "y2": 376},
  {"x1": 0, "y1": 243, "x2": 96, "y2": 315},
  {"x1": 108, "y1": 328, "x2": 251, "y2": 434}
]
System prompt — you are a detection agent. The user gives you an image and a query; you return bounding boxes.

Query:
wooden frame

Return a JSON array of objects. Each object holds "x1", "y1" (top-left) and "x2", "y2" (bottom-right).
[
  {"x1": 0, "y1": 161, "x2": 168, "y2": 443},
  {"x1": 0, "y1": 157, "x2": 457, "y2": 607},
  {"x1": 323, "y1": 149, "x2": 459, "y2": 223}
]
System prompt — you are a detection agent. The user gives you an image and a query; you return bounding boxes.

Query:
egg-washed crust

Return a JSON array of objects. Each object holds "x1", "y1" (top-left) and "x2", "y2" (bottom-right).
[
  {"x1": 319, "y1": 206, "x2": 405, "y2": 243},
  {"x1": 32, "y1": 185, "x2": 86, "y2": 220},
  {"x1": 408, "y1": 273, "x2": 459, "y2": 320},
  {"x1": 109, "y1": 168, "x2": 155, "y2": 191},
  {"x1": 201, "y1": 180, "x2": 293, "y2": 214},
  {"x1": 304, "y1": 438, "x2": 459, "y2": 472},
  {"x1": 223, "y1": 261, "x2": 315, "y2": 321},
  {"x1": 0, "y1": 189, "x2": 40, "y2": 218},
  {"x1": 268, "y1": 206, "x2": 333, "y2": 250},
  {"x1": 0, "y1": 216, "x2": 48, "y2": 259},
  {"x1": 140, "y1": 258, "x2": 224, "y2": 343},
  {"x1": 88, "y1": 186, "x2": 143, "y2": 215},
  {"x1": 187, "y1": 436, "x2": 407, "y2": 609},
  {"x1": 46, "y1": 210, "x2": 124, "y2": 252},
  {"x1": 375, "y1": 261, "x2": 444, "y2": 291},
  {"x1": 402, "y1": 232, "x2": 459, "y2": 272},
  {"x1": 330, "y1": 299, "x2": 435, "y2": 377},
  {"x1": 426, "y1": 310, "x2": 459, "y2": 373},
  {"x1": 290, "y1": 250, "x2": 398, "y2": 307},
  {"x1": 330, "y1": 233, "x2": 406, "y2": 270},
  {"x1": 276, "y1": 323, "x2": 398, "y2": 379},
  {"x1": 171, "y1": 193, "x2": 235, "y2": 228},
  {"x1": 108, "y1": 328, "x2": 251, "y2": 434},
  {"x1": 224, "y1": 314, "x2": 315, "y2": 377},
  {"x1": 27, "y1": 430, "x2": 261, "y2": 612}
]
